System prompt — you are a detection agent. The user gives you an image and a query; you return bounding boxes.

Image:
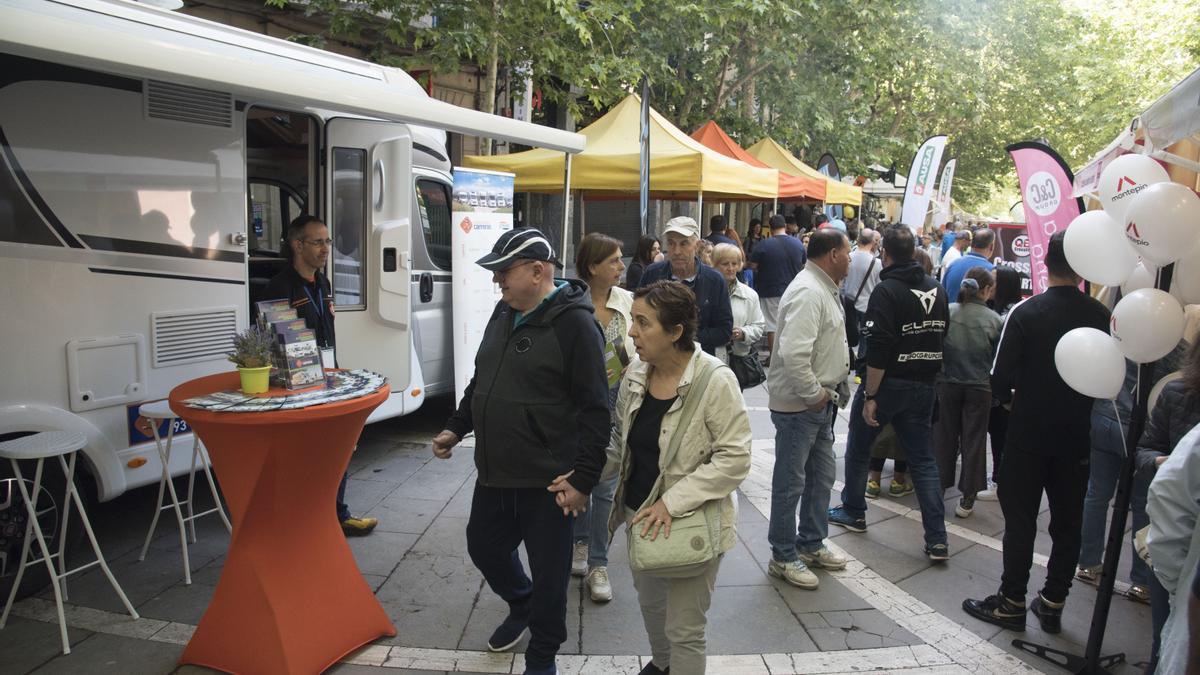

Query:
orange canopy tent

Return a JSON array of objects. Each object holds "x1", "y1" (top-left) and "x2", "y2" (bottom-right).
[
  {"x1": 691, "y1": 121, "x2": 825, "y2": 201},
  {"x1": 746, "y1": 137, "x2": 863, "y2": 206}
]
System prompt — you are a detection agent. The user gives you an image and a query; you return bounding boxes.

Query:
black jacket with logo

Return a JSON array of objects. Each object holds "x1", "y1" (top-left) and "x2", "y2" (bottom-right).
[
  {"x1": 263, "y1": 267, "x2": 336, "y2": 349},
  {"x1": 445, "y1": 279, "x2": 610, "y2": 494},
  {"x1": 862, "y1": 260, "x2": 949, "y2": 383}
]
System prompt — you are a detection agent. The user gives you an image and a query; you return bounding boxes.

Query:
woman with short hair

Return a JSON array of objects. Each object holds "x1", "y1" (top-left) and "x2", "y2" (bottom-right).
[
  {"x1": 711, "y1": 243, "x2": 765, "y2": 385},
  {"x1": 608, "y1": 280, "x2": 751, "y2": 674}
]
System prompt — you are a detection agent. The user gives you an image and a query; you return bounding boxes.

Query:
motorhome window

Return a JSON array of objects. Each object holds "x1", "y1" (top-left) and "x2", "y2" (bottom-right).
[
  {"x1": 416, "y1": 178, "x2": 452, "y2": 270},
  {"x1": 332, "y1": 148, "x2": 367, "y2": 308}
]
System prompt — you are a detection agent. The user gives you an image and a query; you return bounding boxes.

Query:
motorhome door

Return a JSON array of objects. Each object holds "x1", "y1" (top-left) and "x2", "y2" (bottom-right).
[{"x1": 324, "y1": 119, "x2": 413, "y2": 391}]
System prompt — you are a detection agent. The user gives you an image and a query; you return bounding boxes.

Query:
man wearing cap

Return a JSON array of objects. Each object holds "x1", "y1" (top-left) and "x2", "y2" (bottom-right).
[
  {"x1": 940, "y1": 230, "x2": 970, "y2": 277},
  {"x1": 637, "y1": 216, "x2": 734, "y2": 355},
  {"x1": 749, "y1": 214, "x2": 808, "y2": 362},
  {"x1": 430, "y1": 228, "x2": 610, "y2": 675}
]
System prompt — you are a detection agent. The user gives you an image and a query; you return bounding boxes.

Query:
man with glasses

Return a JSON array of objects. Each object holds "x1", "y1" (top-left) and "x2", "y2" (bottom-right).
[
  {"x1": 265, "y1": 214, "x2": 379, "y2": 536},
  {"x1": 431, "y1": 228, "x2": 609, "y2": 675}
]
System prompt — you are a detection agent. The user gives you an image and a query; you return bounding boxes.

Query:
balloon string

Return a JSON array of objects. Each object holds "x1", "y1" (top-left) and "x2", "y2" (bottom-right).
[{"x1": 1114, "y1": 399, "x2": 1129, "y2": 459}]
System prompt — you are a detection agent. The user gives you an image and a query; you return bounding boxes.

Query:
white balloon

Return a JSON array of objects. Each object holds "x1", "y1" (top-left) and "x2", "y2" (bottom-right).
[
  {"x1": 1111, "y1": 288, "x2": 1185, "y2": 363},
  {"x1": 1055, "y1": 327, "x2": 1126, "y2": 399},
  {"x1": 1170, "y1": 246, "x2": 1200, "y2": 305},
  {"x1": 1121, "y1": 261, "x2": 1156, "y2": 296},
  {"x1": 1099, "y1": 154, "x2": 1170, "y2": 222},
  {"x1": 1149, "y1": 370, "x2": 1183, "y2": 412},
  {"x1": 1064, "y1": 210, "x2": 1138, "y2": 286},
  {"x1": 1124, "y1": 182, "x2": 1200, "y2": 266}
]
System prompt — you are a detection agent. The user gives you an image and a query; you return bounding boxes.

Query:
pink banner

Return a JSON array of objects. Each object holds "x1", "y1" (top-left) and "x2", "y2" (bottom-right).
[{"x1": 1006, "y1": 142, "x2": 1085, "y2": 294}]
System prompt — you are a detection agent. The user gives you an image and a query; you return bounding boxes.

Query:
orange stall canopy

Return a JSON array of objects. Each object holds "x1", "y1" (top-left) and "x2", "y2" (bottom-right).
[
  {"x1": 746, "y1": 137, "x2": 863, "y2": 206},
  {"x1": 691, "y1": 121, "x2": 825, "y2": 201}
]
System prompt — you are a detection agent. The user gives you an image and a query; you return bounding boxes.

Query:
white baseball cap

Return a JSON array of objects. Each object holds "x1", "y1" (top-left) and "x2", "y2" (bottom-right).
[{"x1": 662, "y1": 216, "x2": 700, "y2": 238}]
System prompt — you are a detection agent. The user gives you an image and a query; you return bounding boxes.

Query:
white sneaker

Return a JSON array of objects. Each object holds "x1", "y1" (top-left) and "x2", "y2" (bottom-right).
[
  {"x1": 571, "y1": 541, "x2": 589, "y2": 577},
  {"x1": 976, "y1": 482, "x2": 999, "y2": 502},
  {"x1": 768, "y1": 558, "x2": 819, "y2": 589},
  {"x1": 586, "y1": 566, "x2": 612, "y2": 602},
  {"x1": 798, "y1": 546, "x2": 847, "y2": 571}
]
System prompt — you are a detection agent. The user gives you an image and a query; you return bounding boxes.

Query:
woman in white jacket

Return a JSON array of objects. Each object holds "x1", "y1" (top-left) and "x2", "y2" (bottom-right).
[
  {"x1": 606, "y1": 280, "x2": 751, "y2": 674},
  {"x1": 711, "y1": 244, "x2": 766, "y2": 372}
]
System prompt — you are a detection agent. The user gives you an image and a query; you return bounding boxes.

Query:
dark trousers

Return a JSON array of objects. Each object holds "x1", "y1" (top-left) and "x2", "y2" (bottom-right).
[
  {"x1": 467, "y1": 483, "x2": 574, "y2": 669},
  {"x1": 934, "y1": 383, "x2": 992, "y2": 497},
  {"x1": 998, "y1": 446, "x2": 1090, "y2": 603},
  {"x1": 336, "y1": 472, "x2": 351, "y2": 521},
  {"x1": 987, "y1": 405, "x2": 1009, "y2": 483}
]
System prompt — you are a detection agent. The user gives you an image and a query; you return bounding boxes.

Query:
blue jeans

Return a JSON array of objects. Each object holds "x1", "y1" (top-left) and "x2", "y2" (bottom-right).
[
  {"x1": 769, "y1": 405, "x2": 837, "y2": 561},
  {"x1": 1077, "y1": 446, "x2": 1152, "y2": 585},
  {"x1": 573, "y1": 471, "x2": 618, "y2": 567},
  {"x1": 840, "y1": 379, "x2": 947, "y2": 546}
]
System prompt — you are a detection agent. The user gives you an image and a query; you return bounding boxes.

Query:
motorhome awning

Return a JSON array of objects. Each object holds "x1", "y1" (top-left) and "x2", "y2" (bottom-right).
[
  {"x1": 0, "y1": 0, "x2": 585, "y2": 154},
  {"x1": 462, "y1": 95, "x2": 779, "y2": 200}
]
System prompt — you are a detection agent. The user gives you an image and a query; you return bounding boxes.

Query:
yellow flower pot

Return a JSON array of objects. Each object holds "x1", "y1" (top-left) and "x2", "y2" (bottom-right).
[{"x1": 238, "y1": 366, "x2": 272, "y2": 394}]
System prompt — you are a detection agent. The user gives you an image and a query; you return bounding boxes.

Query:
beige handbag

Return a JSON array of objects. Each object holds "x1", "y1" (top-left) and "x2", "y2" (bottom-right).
[{"x1": 627, "y1": 361, "x2": 722, "y2": 578}]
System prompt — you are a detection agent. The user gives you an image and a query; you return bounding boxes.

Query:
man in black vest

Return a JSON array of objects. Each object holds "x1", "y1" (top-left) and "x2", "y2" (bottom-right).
[
  {"x1": 265, "y1": 215, "x2": 378, "y2": 536},
  {"x1": 431, "y1": 228, "x2": 609, "y2": 675}
]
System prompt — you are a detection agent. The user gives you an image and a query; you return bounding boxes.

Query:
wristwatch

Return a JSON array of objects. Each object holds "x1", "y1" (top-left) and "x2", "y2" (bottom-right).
[{"x1": 864, "y1": 392, "x2": 877, "y2": 402}]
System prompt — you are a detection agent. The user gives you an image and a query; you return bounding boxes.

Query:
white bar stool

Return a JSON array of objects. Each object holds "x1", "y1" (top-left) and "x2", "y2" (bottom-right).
[
  {"x1": 0, "y1": 431, "x2": 139, "y2": 654},
  {"x1": 136, "y1": 400, "x2": 232, "y2": 585}
]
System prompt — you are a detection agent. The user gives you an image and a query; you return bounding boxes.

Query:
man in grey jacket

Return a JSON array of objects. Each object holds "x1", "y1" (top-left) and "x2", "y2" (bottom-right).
[{"x1": 765, "y1": 229, "x2": 852, "y2": 590}]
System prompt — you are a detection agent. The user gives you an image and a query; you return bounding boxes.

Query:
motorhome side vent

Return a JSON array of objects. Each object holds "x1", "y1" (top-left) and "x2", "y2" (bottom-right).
[
  {"x1": 151, "y1": 307, "x2": 238, "y2": 368},
  {"x1": 145, "y1": 80, "x2": 234, "y2": 128}
]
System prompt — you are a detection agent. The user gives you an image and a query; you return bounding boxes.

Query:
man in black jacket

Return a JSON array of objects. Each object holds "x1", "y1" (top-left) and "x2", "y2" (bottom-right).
[
  {"x1": 964, "y1": 231, "x2": 1111, "y2": 634},
  {"x1": 430, "y1": 228, "x2": 609, "y2": 675},
  {"x1": 828, "y1": 225, "x2": 951, "y2": 560},
  {"x1": 638, "y1": 216, "x2": 733, "y2": 355},
  {"x1": 264, "y1": 215, "x2": 377, "y2": 536}
]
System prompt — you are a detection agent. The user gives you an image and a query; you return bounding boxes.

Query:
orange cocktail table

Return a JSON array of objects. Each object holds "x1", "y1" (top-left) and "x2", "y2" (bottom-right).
[{"x1": 170, "y1": 372, "x2": 394, "y2": 674}]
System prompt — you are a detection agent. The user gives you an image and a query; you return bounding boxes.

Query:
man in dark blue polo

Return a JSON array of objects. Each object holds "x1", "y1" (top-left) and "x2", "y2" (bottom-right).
[
  {"x1": 942, "y1": 228, "x2": 996, "y2": 303},
  {"x1": 704, "y1": 214, "x2": 738, "y2": 247},
  {"x1": 749, "y1": 214, "x2": 807, "y2": 362}
]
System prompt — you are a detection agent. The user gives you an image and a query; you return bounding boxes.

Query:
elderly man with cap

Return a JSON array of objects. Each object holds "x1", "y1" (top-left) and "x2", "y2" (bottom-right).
[
  {"x1": 637, "y1": 216, "x2": 734, "y2": 355},
  {"x1": 431, "y1": 228, "x2": 610, "y2": 675}
]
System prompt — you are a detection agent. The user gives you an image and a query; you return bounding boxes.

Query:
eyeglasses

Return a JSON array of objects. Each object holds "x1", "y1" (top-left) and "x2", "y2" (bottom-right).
[
  {"x1": 495, "y1": 260, "x2": 538, "y2": 278},
  {"x1": 302, "y1": 238, "x2": 333, "y2": 248}
]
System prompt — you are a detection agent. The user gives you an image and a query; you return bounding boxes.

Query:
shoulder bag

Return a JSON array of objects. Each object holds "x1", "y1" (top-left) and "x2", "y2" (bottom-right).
[
  {"x1": 627, "y1": 360, "x2": 724, "y2": 578},
  {"x1": 729, "y1": 350, "x2": 766, "y2": 390}
]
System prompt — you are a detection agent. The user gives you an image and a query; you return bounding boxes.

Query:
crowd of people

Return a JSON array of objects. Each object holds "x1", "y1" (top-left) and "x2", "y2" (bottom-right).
[{"x1": 403, "y1": 211, "x2": 1200, "y2": 675}]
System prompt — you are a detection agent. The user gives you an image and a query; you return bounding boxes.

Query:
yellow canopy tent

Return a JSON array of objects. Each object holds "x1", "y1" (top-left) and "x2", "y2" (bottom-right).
[
  {"x1": 464, "y1": 95, "x2": 778, "y2": 200},
  {"x1": 746, "y1": 137, "x2": 862, "y2": 206}
]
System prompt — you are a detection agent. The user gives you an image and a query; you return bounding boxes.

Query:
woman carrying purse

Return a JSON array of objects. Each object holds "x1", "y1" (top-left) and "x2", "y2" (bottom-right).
[{"x1": 605, "y1": 280, "x2": 751, "y2": 674}]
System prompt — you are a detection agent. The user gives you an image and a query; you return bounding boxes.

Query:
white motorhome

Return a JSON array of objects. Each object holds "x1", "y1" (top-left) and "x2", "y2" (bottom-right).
[{"x1": 0, "y1": 0, "x2": 581, "y2": 527}]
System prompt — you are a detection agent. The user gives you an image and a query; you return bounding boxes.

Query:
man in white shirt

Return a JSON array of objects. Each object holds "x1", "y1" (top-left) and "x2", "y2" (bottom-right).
[
  {"x1": 939, "y1": 230, "x2": 971, "y2": 278},
  {"x1": 765, "y1": 229, "x2": 853, "y2": 590},
  {"x1": 843, "y1": 229, "x2": 881, "y2": 325}
]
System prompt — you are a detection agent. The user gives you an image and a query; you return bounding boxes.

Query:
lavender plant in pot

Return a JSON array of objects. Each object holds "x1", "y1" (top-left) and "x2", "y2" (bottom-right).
[{"x1": 228, "y1": 326, "x2": 275, "y2": 394}]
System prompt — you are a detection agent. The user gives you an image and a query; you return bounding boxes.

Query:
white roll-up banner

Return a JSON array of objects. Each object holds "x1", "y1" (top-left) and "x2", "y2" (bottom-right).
[
  {"x1": 933, "y1": 157, "x2": 957, "y2": 227},
  {"x1": 451, "y1": 167, "x2": 515, "y2": 404},
  {"x1": 899, "y1": 135, "x2": 947, "y2": 232}
]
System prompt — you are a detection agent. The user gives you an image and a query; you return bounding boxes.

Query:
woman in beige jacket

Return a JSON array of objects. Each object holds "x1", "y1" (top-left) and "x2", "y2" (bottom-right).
[{"x1": 607, "y1": 280, "x2": 752, "y2": 675}]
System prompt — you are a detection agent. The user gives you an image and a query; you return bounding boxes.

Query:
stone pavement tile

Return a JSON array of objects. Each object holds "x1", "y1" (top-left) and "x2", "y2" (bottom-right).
[
  {"x1": 138, "y1": 582, "x2": 215, "y2": 625},
  {"x1": 145, "y1": 513, "x2": 231, "y2": 558},
  {"x1": 457, "y1": 575, "x2": 581, "y2": 655},
  {"x1": 30, "y1": 631, "x2": 183, "y2": 674},
  {"x1": 800, "y1": 608, "x2": 919, "y2": 651},
  {"x1": 826, "y1": 535, "x2": 931, "y2": 584},
  {"x1": 0, "y1": 615, "x2": 92, "y2": 674},
  {"x1": 577, "y1": 556, "x2": 649, "y2": 655},
  {"x1": 348, "y1": 530, "x2": 420, "y2": 577},
  {"x1": 715, "y1": 540, "x2": 769, "y2": 587},
  {"x1": 706, "y1": 585, "x2": 818, "y2": 655},
  {"x1": 149, "y1": 621, "x2": 195, "y2": 645},
  {"x1": 441, "y1": 478, "x2": 477, "y2": 518},
  {"x1": 376, "y1": 547, "x2": 484, "y2": 649},
  {"x1": 344, "y1": 476, "x2": 402, "y2": 518},
  {"x1": 896, "y1": 561, "x2": 1006, "y2": 641},
  {"x1": 941, "y1": 494, "x2": 1006, "y2": 538},
  {"x1": 391, "y1": 466, "x2": 474, "y2": 502},
  {"x1": 13, "y1": 596, "x2": 166, "y2": 640},
  {"x1": 386, "y1": 646, "x2": 513, "y2": 672},
  {"x1": 409, "y1": 516, "x2": 470, "y2": 557},
  {"x1": 943, "y1": 544, "x2": 1004, "y2": 583},
  {"x1": 40, "y1": 541, "x2": 220, "y2": 616},
  {"x1": 774, "y1": 573, "x2": 872, "y2": 615},
  {"x1": 704, "y1": 653, "x2": 771, "y2": 673},
  {"x1": 366, "y1": 496, "x2": 447, "y2": 535},
  {"x1": 354, "y1": 450, "x2": 429, "y2": 484},
  {"x1": 763, "y1": 645, "x2": 954, "y2": 673},
  {"x1": 190, "y1": 555, "x2": 224, "y2": 587},
  {"x1": 362, "y1": 573, "x2": 388, "y2": 593}
]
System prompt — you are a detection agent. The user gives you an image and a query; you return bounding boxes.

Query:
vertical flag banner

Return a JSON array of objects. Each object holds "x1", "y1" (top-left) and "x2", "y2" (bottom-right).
[
  {"x1": 899, "y1": 135, "x2": 948, "y2": 232},
  {"x1": 817, "y1": 152, "x2": 843, "y2": 222},
  {"x1": 1006, "y1": 141, "x2": 1084, "y2": 295},
  {"x1": 451, "y1": 168, "x2": 515, "y2": 402},
  {"x1": 933, "y1": 157, "x2": 957, "y2": 226}
]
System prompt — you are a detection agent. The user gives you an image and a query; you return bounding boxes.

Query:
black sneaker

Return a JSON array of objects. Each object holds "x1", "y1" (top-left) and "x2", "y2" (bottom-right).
[
  {"x1": 638, "y1": 662, "x2": 669, "y2": 675},
  {"x1": 962, "y1": 593, "x2": 1026, "y2": 632},
  {"x1": 828, "y1": 506, "x2": 867, "y2": 533},
  {"x1": 487, "y1": 604, "x2": 530, "y2": 652},
  {"x1": 925, "y1": 543, "x2": 950, "y2": 561},
  {"x1": 1030, "y1": 594, "x2": 1063, "y2": 634}
]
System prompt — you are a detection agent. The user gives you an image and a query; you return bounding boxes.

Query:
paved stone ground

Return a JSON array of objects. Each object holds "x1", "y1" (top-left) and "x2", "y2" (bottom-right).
[{"x1": 1, "y1": 383, "x2": 1156, "y2": 674}]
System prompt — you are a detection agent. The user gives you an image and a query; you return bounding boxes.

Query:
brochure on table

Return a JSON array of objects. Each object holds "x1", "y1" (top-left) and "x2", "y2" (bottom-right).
[
  {"x1": 450, "y1": 167, "x2": 515, "y2": 403},
  {"x1": 182, "y1": 369, "x2": 387, "y2": 412}
]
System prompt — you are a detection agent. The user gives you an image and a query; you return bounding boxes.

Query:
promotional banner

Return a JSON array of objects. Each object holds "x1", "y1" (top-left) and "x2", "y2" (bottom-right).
[
  {"x1": 899, "y1": 135, "x2": 948, "y2": 232},
  {"x1": 990, "y1": 222, "x2": 1034, "y2": 297},
  {"x1": 1006, "y1": 141, "x2": 1085, "y2": 295},
  {"x1": 932, "y1": 157, "x2": 957, "y2": 227},
  {"x1": 817, "y1": 152, "x2": 843, "y2": 222},
  {"x1": 451, "y1": 168, "x2": 515, "y2": 402}
]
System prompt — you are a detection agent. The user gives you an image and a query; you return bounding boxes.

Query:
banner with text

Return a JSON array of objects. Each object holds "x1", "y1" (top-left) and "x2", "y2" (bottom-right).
[
  {"x1": 451, "y1": 168, "x2": 515, "y2": 402},
  {"x1": 932, "y1": 157, "x2": 957, "y2": 227},
  {"x1": 1006, "y1": 142, "x2": 1084, "y2": 295},
  {"x1": 899, "y1": 135, "x2": 947, "y2": 232}
]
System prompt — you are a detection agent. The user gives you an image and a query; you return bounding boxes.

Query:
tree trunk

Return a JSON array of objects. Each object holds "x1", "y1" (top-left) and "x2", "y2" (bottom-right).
[{"x1": 480, "y1": 0, "x2": 501, "y2": 155}]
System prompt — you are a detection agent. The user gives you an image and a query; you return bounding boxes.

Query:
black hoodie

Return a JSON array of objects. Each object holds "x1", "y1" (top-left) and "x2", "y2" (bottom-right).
[
  {"x1": 445, "y1": 279, "x2": 610, "y2": 494},
  {"x1": 862, "y1": 260, "x2": 949, "y2": 383}
]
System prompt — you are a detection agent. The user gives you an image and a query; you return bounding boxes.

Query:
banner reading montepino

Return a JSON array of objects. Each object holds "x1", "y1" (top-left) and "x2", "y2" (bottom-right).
[
  {"x1": 1006, "y1": 141, "x2": 1084, "y2": 295},
  {"x1": 932, "y1": 157, "x2": 957, "y2": 227},
  {"x1": 451, "y1": 167, "x2": 515, "y2": 402},
  {"x1": 899, "y1": 135, "x2": 947, "y2": 232}
]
